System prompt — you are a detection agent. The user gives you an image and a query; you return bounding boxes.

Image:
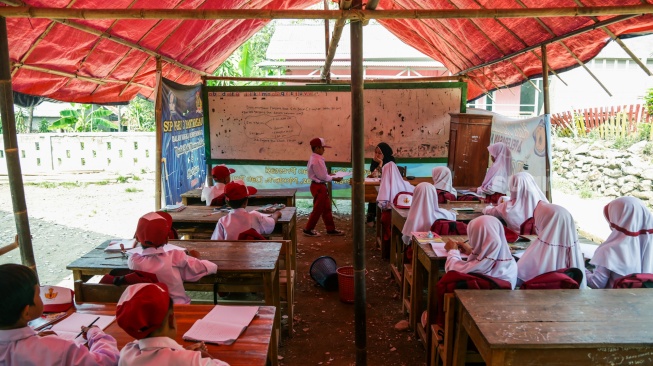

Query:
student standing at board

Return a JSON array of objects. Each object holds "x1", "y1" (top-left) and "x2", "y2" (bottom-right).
[
  {"x1": 303, "y1": 137, "x2": 345, "y2": 237},
  {"x1": 366, "y1": 142, "x2": 395, "y2": 226}
]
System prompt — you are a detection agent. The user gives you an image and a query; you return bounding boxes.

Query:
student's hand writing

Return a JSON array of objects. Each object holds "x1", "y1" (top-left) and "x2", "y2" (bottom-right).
[
  {"x1": 459, "y1": 242, "x2": 473, "y2": 255},
  {"x1": 186, "y1": 342, "x2": 213, "y2": 358},
  {"x1": 80, "y1": 325, "x2": 98, "y2": 340},
  {"x1": 444, "y1": 240, "x2": 460, "y2": 252},
  {"x1": 187, "y1": 249, "x2": 201, "y2": 259}
]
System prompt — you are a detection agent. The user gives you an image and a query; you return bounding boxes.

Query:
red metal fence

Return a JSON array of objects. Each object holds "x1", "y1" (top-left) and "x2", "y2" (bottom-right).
[{"x1": 550, "y1": 104, "x2": 652, "y2": 133}]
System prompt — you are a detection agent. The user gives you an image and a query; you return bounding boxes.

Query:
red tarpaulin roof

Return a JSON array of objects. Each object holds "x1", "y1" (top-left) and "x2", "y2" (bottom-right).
[{"x1": 3, "y1": 1, "x2": 653, "y2": 103}]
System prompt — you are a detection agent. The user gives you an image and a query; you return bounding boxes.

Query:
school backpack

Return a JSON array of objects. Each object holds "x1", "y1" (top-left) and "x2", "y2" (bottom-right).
[
  {"x1": 436, "y1": 190, "x2": 456, "y2": 204},
  {"x1": 519, "y1": 268, "x2": 583, "y2": 290},
  {"x1": 434, "y1": 271, "x2": 511, "y2": 327},
  {"x1": 456, "y1": 194, "x2": 480, "y2": 202},
  {"x1": 613, "y1": 273, "x2": 653, "y2": 289},
  {"x1": 484, "y1": 192, "x2": 505, "y2": 205},
  {"x1": 503, "y1": 225, "x2": 520, "y2": 243},
  {"x1": 430, "y1": 219, "x2": 468, "y2": 235},
  {"x1": 238, "y1": 228, "x2": 266, "y2": 240},
  {"x1": 520, "y1": 217, "x2": 536, "y2": 235}
]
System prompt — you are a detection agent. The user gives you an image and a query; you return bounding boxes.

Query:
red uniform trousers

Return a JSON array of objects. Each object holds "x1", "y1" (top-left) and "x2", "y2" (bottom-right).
[{"x1": 305, "y1": 182, "x2": 336, "y2": 231}]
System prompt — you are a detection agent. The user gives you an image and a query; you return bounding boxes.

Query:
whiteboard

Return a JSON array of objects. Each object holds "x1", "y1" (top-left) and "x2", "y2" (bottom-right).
[{"x1": 206, "y1": 85, "x2": 463, "y2": 163}]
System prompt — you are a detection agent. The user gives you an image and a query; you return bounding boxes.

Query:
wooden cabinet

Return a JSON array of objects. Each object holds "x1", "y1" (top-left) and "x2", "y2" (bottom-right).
[{"x1": 447, "y1": 113, "x2": 492, "y2": 187}]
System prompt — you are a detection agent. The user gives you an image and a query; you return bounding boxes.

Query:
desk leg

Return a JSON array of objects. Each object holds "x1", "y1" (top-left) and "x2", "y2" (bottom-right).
[
  {"x1": 264, "y1": 268, "x2": 280, "y2": 366},
  {"x1": 409, "y1": 254, "x2": 420, "y2": 331},
  {"x1": 452, "y1": 303, "x2": 471, "y2": 366},
  {"x1": 390, "y1": 221, "x2": 403, "y2": 286},
  {"x1": 424, "y1": 264, "x2": 439, "y2": 363}
]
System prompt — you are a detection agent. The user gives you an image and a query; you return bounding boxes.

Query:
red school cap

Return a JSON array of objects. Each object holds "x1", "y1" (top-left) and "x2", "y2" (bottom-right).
[
  {"x1": 309, "y1": 137, "x2": 331, "y2": 148},
  {"x1": 116, "y1": 283, "x2": 170, "y2": 340},
  {"x1": 135, "y1": 212, "x2": 170, "y2": 248},
  {"x1": 224, "y1": 181, "x2": 258, "y2": 201},
  {"x1": 212, "y1": 165, "x2": 236, "y2": 180}
]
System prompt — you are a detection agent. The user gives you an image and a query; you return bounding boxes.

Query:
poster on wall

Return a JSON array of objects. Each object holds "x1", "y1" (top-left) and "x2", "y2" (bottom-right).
[
  {"x1": 486, "y1": 111, "x2": 551, "y2": 193},
  {"x1": 161, "y1": 78, "x2": 206, "y2": 205}
]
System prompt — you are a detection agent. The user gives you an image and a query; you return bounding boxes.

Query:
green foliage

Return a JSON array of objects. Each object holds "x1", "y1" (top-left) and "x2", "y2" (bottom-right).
[
  {"x1": 49, "y1": 104, "x2": 118, "y2": 132},
  {"x1": 612, "y1": 136, "x2": 638, "y2": 150},
  {"x1": 116, "y1": 176, "x2": 129, "y2": 183},
  {"x1": 644, "y1": 88, "x2": 653, "y2": 115},
  {"x1": 638, "y1": 122, "x2": 652, "y2": 141},
  {"x1": 38, "y1": 119, "x2": 49, "y2": 133},
  {"x1": 210, "y1": 22, "x2": 282, "y2": 86},
  {"x1": 95, "y1": 180, "x2": 111, "y2": 186},
  {"x1": 643, "y1": 142, "x2": 653, "y2": 155},
  {"x1": 579, "y1": 186, "x2": 594, "y2": 199},
  {"x1": 123, "y1": 96, "x2": 155, "y2": 131},
  {"x1": 125, "y1": 187, "x2": 142, "y2": 193},
  {"x1": 132, "y1": 175, "x2": 141, "y2": 181}
]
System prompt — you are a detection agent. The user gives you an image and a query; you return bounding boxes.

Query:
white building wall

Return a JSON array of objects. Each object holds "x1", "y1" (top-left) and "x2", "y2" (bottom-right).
[{"x1": 0, "y1": 133, "x2": 155, "y2": 174}]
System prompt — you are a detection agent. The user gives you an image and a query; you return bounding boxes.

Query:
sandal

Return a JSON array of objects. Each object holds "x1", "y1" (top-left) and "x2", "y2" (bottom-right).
[{"x1": 302, "y1": 229, "x2": 321, "y2": 237}]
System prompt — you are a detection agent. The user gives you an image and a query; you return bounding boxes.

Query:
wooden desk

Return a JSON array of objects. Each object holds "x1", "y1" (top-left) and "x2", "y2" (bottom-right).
[
  {"x1": 453, "y1": 289, "x2": 653, "y2": 366},
  {"x1": 181, "y1": 188, "x2": 297, "y2": 207},
  {"x1": 168, "y1": 206, "x2": 297, "y2": 270},
  {"x1": 439, "y1": 202, "x2": 486, "y2": 222},
  {"x1": 364, "y1": 177, "x2": 432, "y2": 203},
  {"x1": 409, "y1": 235, "x2": 533, "y2": 362},
  {"x1": 75, "y1": 303, "x2": 277, "y2": 366}
]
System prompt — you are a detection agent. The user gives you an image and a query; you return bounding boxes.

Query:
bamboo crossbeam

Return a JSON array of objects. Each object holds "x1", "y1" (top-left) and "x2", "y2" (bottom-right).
[
  {"x1": 0, "y1": 235, "x2": 18, "y2": 257},
  {"x1": 203, "y1": 74, "x2": 464, "y2": 84},
  {"x1": 456, "y1": 14, "x2": 636, "y2": 75},
  {"x1": 1, "y1": 6, "x2": 652, "y2": 20},
  {"x1": 14, "y1": 63, "x2": 153, "y2": 90},
  {"x1": 322, "y1": 18, "x2": 346, "y2": 80}
]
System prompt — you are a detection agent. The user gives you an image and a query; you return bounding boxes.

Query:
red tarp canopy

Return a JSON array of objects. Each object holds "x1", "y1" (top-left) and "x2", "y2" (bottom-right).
[{"x1": 3, "y1": 1, "x2": 653, "y2": 103}]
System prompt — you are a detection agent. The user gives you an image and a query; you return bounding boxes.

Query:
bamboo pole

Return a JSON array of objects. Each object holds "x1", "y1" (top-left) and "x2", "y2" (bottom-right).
[
  {"x1": 321, "y1": 17, "x2": 346, "y2": 80},
  {"x1": 542, "y1": 45, "x2": 552, "y2": 202},
  {"x1": 13, "y1": 63, "x2": 152, "y2": 90},
  {"x1": 573, "y1": 0, "x2": 652, "y2": 76},
  {"x1": 1, "y1": 6, "x2": 652, "y2": 20},
  {"x1": 350, "y1": 1, "x2": 367, "y2": 364},
  {"x1": 154, "y1": 57, "x2": 163, "y2": 210},
  {"x1": 323, "y1": 0, "x2": 330, "y2": 83},
  {"x1": 203, "y1": 74, "x2": 465, "y2": 83},
  {"x1": 456, "y1": 14, "x2": 636, "y2": 75},
  {"x1": 0, "y1": 16, "x2": 37, "y2": 278}
]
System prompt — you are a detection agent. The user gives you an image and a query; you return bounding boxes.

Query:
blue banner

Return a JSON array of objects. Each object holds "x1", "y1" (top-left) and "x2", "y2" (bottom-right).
[{"x1": 161, "y1": 78, "x2": 206, "y2": 205}]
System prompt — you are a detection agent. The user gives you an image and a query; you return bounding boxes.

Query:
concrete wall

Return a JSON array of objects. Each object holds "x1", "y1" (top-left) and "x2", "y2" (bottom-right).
[{"x1": 0, "y1": 133, "x2": 155, "y2": 174}]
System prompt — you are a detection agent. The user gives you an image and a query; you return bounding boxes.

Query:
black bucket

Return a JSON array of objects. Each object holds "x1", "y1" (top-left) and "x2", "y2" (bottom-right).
[{"x1": 309, "y1": 256, "x2": 338, "y2": 291}]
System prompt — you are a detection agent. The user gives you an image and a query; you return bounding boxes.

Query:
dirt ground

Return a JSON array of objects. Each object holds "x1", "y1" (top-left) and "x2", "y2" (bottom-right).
[{"x1": 0, "y1": 175, "x2": 427, "y2": 366}]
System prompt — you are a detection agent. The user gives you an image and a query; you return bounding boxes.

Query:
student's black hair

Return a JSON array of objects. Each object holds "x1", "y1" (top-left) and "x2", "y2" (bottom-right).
[
  {"x1": 227, "y1": 197, "x2": 247, "y2": 209},
  {"x1": 0, "y1": 264, "x2": 38, "y2": 327},
  {"x1": 311, "y1": 145, "x2": 319, "y2": 152}
]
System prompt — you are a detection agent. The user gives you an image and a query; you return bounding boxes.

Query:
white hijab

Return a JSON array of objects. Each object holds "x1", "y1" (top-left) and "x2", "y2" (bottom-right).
[
  {"x1": 591, "y1": 196, "x2": 653, "y2": 276},
  {"x1": 480, "y1": 142, "x2": 512, "y2": 195},
  {"x1": 376, "y1": 162, "x2": 414, "y2": 208},
  {"x1": 431, "y1": 166, "x2": 457, "y2": 197},
  {"x1": 401, "y1": 183, "x2": 455, "y2": 244},
  {"x1": 448, "y1": 215, "x2": 518, "y2": 288},
  {"x1": 517, "y1": 202, "x2": 587, "y2": 288},
  {"x1": 492, "y1": 172, "x2": 548, "y2": 231}
]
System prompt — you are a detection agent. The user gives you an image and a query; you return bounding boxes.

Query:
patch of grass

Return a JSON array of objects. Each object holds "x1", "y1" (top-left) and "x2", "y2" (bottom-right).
[
  {"x1": 125, "y1": 187, "x2": 142, "y2": 193},
  {"x1": 60, "y1": 182, "x2": 82, "y2": 188},
  {"x1": 612, "y1": 136, "x2": 637, "y2": 150},
  {"x1": 579, "y1": 187, "x2": 594, "y2": 199},
  {"x1": 132, "y1": 175, "x2": 141, "y2": 181},
  {"x1": 94, "y1": 180, "x2": 110, "y2": 186},
  {"x1": 643, "y1": 142, "x2": 653, "y2": 155},
  {"x1": 116, "y1": 176, "x2": 129, "y2": 183},
  {"x1": 26, "y1": 182, "x2": 57, "y2": 188},
  {"x1": 141, "y1": 168, "x2": 147, "y2": 174}
]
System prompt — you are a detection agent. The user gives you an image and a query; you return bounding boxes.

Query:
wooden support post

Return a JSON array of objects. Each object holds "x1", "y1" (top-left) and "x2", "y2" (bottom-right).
[
  {"x1": 350, "y1": 1, "x2": 367, "y2": 364},
  {"x1": 0, "y1": 16, "x2": 37, "y2": 279},
  {"x1": 541, "y1": 44, "x2": 552, "y2": 202},
  {"x1": 154, "y1": 57, "x2": 163, "y2": 210}
]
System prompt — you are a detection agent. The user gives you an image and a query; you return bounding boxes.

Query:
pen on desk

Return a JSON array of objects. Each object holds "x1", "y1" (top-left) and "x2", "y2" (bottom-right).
[
  {"x1": 463, "y1": 239, "x2": 469, "y2": 243},
  {"x1": 75, "y1": 316, "x2": 100, "y2": 339}
]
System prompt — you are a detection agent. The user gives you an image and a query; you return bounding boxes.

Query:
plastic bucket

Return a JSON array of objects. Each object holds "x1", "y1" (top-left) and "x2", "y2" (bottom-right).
[
  {"x1": 336, "y1": 266, "x2": 368, "y2": 303},
  {"x1": 309, "y1": 256, "x2": 338, "y2": 291}
]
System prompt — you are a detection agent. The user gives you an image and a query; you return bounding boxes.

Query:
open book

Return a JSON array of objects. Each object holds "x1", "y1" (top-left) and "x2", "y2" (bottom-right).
[
  {"x1": 430, "y1": 241, "x2": 468, "y2": 259},
  {"x1": 183, "y1": 305, "x2": 258, "y2": 345},
  {"x1": 457, "y1": 190, "x2": 484, "y2": 198},
  {"x1": 104, "y1": 239, "x2": 137, "y2": 252},
  {"x1": 126, "y1": 243, "x2": 186, "y2": 255},
  {"x1": 51, "y1": 313, "x2": 115, "y2": 345}
]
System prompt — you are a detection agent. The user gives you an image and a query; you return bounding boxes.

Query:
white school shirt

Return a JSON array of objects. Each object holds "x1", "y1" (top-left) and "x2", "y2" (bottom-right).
[
  {"x1": 210, "y1": 208, "x2": 276, "y2": 240},
  {"x1": 517, "y1": 202, "x2": 587, "y2": 288},
  {"x1": 482, "y1": 172, "x2": 548, "y2": 231},
  {"x1": 307, "y1": 153, "x2": 332, "y2": 183},
  {"x1": 0, "y1": 326, "x2": 119, "y2": 366},
  {"x1": 129, "y1": 248, "x2": 218, "y2": 304},
  {"x1": 445, "y1": 216, "x2": 518, "y2": 289},
  {"x1": 200, "y1": 183, "x2": 225, "y2": 206},
  {"x1": 119, "y1": 337, "x2": 229, "y2": 366},
  {"x1": 401, "y1": 183, "x2": 455, "y2": 245}
]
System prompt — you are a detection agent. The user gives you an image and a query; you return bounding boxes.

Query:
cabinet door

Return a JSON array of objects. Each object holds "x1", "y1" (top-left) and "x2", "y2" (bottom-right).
[{"x1": 447, "y1": 129, "x2": 457, "y2": 179}]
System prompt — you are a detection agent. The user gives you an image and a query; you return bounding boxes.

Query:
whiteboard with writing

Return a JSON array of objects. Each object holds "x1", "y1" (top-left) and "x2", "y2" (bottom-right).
[{"x1": 206, "y1": 85, "x2": 463, "y2": 163}]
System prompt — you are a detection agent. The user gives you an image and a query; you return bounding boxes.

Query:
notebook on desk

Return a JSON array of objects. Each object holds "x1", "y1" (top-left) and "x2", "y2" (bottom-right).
[
  {"x1": 412, "y1": 232, "x2": 443, "y2": 244},
  {"x1": 183, "y1": 305, "x2": 258, "y2": 345},
  {"x1": 51, "y1": 313, "x2": 115, "y2": 345},
  {"x1": 104, "y1": 239, "x2": 137, "y2": 252}
]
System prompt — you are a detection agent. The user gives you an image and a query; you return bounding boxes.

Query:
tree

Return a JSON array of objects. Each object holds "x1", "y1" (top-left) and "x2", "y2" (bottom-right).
[
  {"x1": 49, "y1": 103, "x2": 117, "y2": 132},
  {"x1": 123, "y1": 96, "x2": 155, "y2": 131}
]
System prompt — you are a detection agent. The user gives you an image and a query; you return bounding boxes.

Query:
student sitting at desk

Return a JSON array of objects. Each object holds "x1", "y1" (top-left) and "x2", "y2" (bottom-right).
[
  {"x1": 587, "y1": 196, "x2": 653, "y2": 289},
  {"x1": 117, "y1": 283, "x2": 228, "y2": 366},
  {"x1": 444, "y1": 216, "x2": 518, "y2": 288},
  {"x1": 431, "y1": 166, "x2": 457, "y2": 203},
  {"x1": 471, "y1": 142, "x2": 512, "y2": 204},
  {"x1": 482, "y1": 172, "x2": 548, "y2": 232},
  {"x1": 210, "y1": 181, "x2": 281, "y2": 240},
  {"x1": 0, "y1": 264, "x2": 120, "y2": 366},
  {"x1": 130, "y1": 212, "x2": 218, "y2": 304},
  {"x1": 517, "y1": 202, "x2": 587, "y2": 288},
  {"x1": 401, "y1": 183, "x2": 455, "y2": 245},
  {"x1": 200, "y1": 165, "x2": 235, "y2": 206},
  {"x1": 377, "y1": 162, "x2": 415, "y2": 255}
]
